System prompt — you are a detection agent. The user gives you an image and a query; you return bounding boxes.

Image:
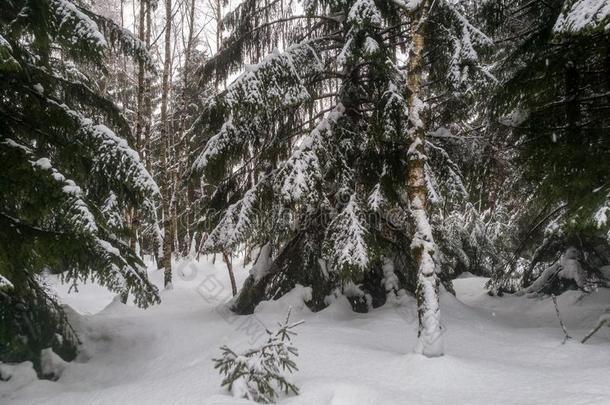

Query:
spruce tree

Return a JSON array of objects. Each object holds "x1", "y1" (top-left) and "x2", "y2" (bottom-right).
[
  {"x1": 190, "y1": 0, "x2": 491, "y2": 355},
  {"x1": 484, "y1": 0, "x2": 610, "y2": 294},
  {"x1": 0, "y1": 0, "x2": 160, "y2": 371}
]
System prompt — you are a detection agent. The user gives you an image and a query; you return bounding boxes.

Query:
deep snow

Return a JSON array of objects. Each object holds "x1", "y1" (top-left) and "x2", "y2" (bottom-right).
[{"x1": 2, "y1": 259, "x2": 610, "y2": 405}]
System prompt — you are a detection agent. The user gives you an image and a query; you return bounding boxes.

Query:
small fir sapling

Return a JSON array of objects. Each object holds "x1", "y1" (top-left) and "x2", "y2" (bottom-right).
[{"x1": 213, "y1": 310, "x2": 303, "y2": 403}]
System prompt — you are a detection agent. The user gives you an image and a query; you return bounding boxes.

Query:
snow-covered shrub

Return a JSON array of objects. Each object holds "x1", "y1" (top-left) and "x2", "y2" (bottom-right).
[
  {"x1": 213, "y1": 310, "x2": 303, "y2": 403},
  {"x1": 40, "y1": 348, "x2": 68, "y2": 380},
  {"x1": 0, "y1": 282, "x2": 78, "y2": 375},
  {"x1": 524, "y1": 245, "x2": 610, "y2": 296},
  {"x1": 488, "y1": 207, "x2": 610, "y2": 295}
]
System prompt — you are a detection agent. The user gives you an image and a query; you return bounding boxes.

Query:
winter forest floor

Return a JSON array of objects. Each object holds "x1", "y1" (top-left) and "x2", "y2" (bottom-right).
[{"x1": 2, "y1": 258, "x2": 610, "y2": 405}]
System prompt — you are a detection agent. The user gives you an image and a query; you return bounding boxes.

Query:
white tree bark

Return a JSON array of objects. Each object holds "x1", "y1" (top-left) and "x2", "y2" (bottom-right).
[{"x1": 406, "y1": 0, "x2": 443, "y2": 357}]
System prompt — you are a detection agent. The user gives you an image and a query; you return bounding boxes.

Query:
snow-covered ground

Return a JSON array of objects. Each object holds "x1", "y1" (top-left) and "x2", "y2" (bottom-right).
[{"x1": 2, "y1": 260, "x2": 610, "y2": 405}]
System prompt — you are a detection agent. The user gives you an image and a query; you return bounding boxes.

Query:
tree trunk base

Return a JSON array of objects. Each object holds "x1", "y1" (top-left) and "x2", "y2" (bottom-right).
[{"x1": 231, "y1": 233, "x2": 418, "y2": 314}]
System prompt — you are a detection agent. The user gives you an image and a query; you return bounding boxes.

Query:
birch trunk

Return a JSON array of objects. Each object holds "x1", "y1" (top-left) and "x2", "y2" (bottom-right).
[
  {"x1": 406, "y1": 1, "x2": 443, "y2": 357},
  {"x1": 161, "y1": 0, "x2": 174, "y2": 288}
]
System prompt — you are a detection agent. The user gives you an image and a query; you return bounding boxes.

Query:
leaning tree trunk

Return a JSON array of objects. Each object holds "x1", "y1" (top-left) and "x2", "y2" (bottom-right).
[
  {"x1": 222, "y1": 250, "x2": 237, "y2": 296},
  {"x1": 406, "y1": 1, "x2": 443, "y2": 357},
  {"x1": 160, "y1": 0, "x2": 173, "y2": 288}
]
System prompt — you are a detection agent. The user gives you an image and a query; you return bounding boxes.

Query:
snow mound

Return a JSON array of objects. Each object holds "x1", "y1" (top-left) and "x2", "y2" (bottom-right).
[
  {"x1": 0, "y1": 361, "x2": 37, "y2": 394},
  {"x1": 249, "y1": 242, "x2": 272, "y2": 281},
  {"x1": 40, "y1": 349, "x2": 68, "y2": 380},
  {"x1": 5, "y1": 260, "x2": 610, "y2": 405},
  {"x1": 254, "y1": 284, "x2": 312, "y2": 314},
  {"x1": 327, "y1": 383, "x2": 384, "y2": 405},
  {"x1": 319, "y1": 295, "x2": 357, "y2": 320}
]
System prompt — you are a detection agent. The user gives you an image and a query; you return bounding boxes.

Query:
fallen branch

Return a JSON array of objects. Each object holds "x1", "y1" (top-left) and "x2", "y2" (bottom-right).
[
  {"x1": 581, "y1": 310, "x2": 610, "y2": 344},
  {"x1": 551, "y1": 294, "x2": 571, "y2": 344}
]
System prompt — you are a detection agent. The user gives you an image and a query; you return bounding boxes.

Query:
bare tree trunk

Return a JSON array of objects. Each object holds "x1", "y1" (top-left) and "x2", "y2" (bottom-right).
[
  {"x1": 143, "y1": 1, "x2": 153, "y2": 171},
  {"x1": 182, "y1": 0, "x2": 197, "y2": 251},
  {"x1": 182, "y1": 0, "x2": 196, "y2": 96},
  {"x1": 222, "y1": 251, "x2": 237, "y2": 296},
  {"x1": 161, "y1": 0, "x2": 174, "y2": 288},
  {"x1": 127, "y1": 0, "x2": 147, "y2": 257},
  {"x1": 172, "y1": 187, "x2": 179, "y2": 253},
  {"x1": 134, "y1": 0, "x2": 146, "y2": 152},
  {"x1": 406, "y1": 1, "x2": 443, "y2": 357},
  {"x1": 119, "y1": 0, "x2": 129, "y2": 116},
  {"x1": 119, "y1": 0, "x2": 144, "y2": 304},
  {"x1": 214, "y1": 0, "x2": 223, "y2": 89}
]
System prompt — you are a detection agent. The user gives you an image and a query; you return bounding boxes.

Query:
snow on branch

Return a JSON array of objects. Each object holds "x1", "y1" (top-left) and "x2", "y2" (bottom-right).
[
  {"x1": 275, "y1": 104, "x2": 345, "y2": 204},
  {"x1": 390, "y1": 0, "x2": 423, "y2": 12},
  {"x1": 445, "y1": 2, "x2": 493, "y2": 46},
  {"x1": 368, "y1": 183, "x2": 386, "y2": 212},
  {"x1": 193, "y1": 117, "x2": 237, "y2": 172},
  {"x1": 2, "y1": 139, "x2": 157, "y2": 306},
  {"x1": 425, "y1": 140, "x2": 468, "y2": 201},
  {"x1": 381, "y1": 80, "x2": 408, "y2": 140},
  {"x1": 442, "y1": 2, "x2": 496, "y2": 85},
  {"x1": 3, "y1": 139, "x2": 98, "y2": 235},
  {"x1": 81, "y1": 9, "x2": 155, "y2": 70},
  {"x1": 102, "y1": 192, "x2": 124, "y2": 230},
  {"x1": 48, "y1": 99, "x2": 160, "y2": 201},
  {"x1": 554, "y1": 0, "x2": 610, "y2": 34},
  {"x1": 51, "y1": 0, "x2": 108, "y2": 50},
  {"x1": 324, "y1": 193, "x2": 369, "y2": 279},
  {"x1": 224, "y1": 43, "x2": 321, "y2": 110},
  {"x1": 91, "y1": 236, "x2": 160, "y2": 307},
  {"x1": 0, "y1": 34, "x2": 20, "y2": 71},
  {"x1": 194, "y1": 43, "x2": 322, "y2": 174},
  {"x1": 593, "y1": 196, "x2": 610, "y2": 242},
  {"x1": 213, "y1": 309, "x2": 302, "y2": 403},
  {"x1": 203, "y1": 177, "x2": 268, "y2": 252},
  {"x1": 347, "y1": 0, "x2": 383, "y2": 27}
]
